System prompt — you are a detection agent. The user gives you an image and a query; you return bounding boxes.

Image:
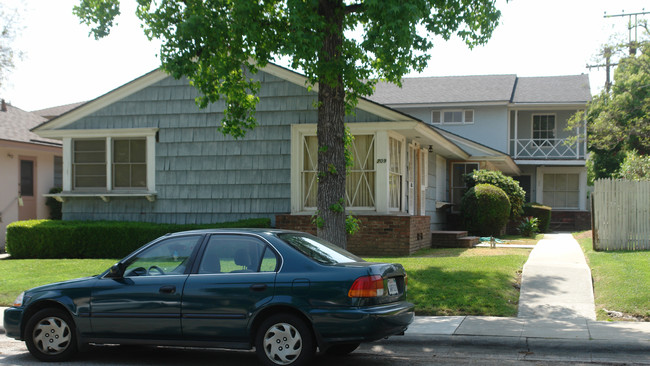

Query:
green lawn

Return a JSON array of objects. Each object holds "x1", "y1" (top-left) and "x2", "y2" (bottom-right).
[
  {"x1": 1, "y1": 247, "x2": 531, "y2": 317},
  {"x1": 0, "y1": 259, "x2": 117, "y2": 306},
  {"x1": 575, "y1": 232, "x2": 650, "y2": 321},
  {"x1": 367, "y1": 247, "x2": 531, "y2": 316}
]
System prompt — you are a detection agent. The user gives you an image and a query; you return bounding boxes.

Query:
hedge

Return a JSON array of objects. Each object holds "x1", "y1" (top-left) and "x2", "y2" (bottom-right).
[
  {"x1": 5, "y1": 218, "x2": 271, "y2": 259},
  {"x1": 523, "y1": 203, "x2": 552, "y2": 233}
]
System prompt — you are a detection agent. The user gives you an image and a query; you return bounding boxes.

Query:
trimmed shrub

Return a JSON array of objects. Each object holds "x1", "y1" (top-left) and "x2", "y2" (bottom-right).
[
  {"x1": 5, "y1": 218, "x2": 271, "y2": 259},
  {"x1": 464, "y1": 170, "x2": 525, "y2": 220},
  {"x1": 461, "y1": 184, "x2": 511, "y2": 237},
  {"x1": 523, "y1": 203, "x2": 552, "y2": 233}
]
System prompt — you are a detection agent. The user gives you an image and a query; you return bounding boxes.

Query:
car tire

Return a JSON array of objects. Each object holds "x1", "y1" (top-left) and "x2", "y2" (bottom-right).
[
  {"x1": 325, "y1": 342, "x2": 360, "y2": 356},
  {"x1": 255, "y1": 313, "x2": 315, "y2": 366},
  {"x1": 25, "y1": 308, "x2": 78, "y2": 362}
]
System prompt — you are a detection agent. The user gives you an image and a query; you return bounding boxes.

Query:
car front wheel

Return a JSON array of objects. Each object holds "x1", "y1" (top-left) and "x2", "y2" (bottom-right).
[
  {"x1": 25, "y1": 308, "x2": 78, "y2": 362},
  {"x1": 255, "y1": 313, "x2": 315, "y2": 366}
]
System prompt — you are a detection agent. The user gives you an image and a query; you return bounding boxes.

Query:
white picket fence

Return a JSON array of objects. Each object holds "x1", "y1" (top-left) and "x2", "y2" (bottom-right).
[{"x1": 592, "y1": 179, "x2": 650, "y2": 251}]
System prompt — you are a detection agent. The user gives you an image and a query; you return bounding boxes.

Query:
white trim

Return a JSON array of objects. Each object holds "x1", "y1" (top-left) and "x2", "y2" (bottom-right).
[
  {"x1": 33, "y1": 70, "x2": 169, "y2": 133},
  {"x1": 45, "y1": 192, "x2": 157, "y2": 203},
  {"x1": 37, "y1": 128, "x2": 158, "y2": 139},
  {"x1": 515, "y1": 159, "x2": 586, "y2": 166}
]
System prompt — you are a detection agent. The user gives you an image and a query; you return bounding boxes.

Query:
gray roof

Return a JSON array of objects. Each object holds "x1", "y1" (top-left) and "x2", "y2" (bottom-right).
[
  {"x1": 371, "y1": 75, "x2": 517, "y2": 105},
  {"x1": 32, "y1": 101, "x2": 86, "y2": 120},
  {"x1": 0, "y1": 102, "x2": 61, "y2": 146},
  {"x1": 370, "y1": 74, "x2": 591, "y2": 105},
  {"x1": 512, "y1": 75, "x2": 592, "y2": 104}
]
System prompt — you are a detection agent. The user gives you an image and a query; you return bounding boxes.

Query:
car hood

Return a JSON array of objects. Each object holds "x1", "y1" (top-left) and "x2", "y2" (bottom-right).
[{"x1": 26, "y1": 276, "x2": 98, "y2": 294}]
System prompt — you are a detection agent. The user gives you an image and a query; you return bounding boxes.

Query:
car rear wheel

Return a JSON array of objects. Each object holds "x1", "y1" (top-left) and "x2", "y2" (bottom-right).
[
  {"x1": 255, "y1": 313, "x2": 315, "y2": 366},
  {"x1": 25, "y1": 308, "x2": 78, "y2": 362}
]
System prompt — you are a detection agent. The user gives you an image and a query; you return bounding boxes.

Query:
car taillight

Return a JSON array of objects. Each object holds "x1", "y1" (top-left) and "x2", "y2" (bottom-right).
[{"x1": 348, "y1": 275, "x2": 384, "y2": 298}]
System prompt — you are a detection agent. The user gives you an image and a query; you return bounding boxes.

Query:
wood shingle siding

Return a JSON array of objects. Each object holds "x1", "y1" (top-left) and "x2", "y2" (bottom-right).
[{"x1": 61, "y1": 69, "x2": 385, "y2": 225}]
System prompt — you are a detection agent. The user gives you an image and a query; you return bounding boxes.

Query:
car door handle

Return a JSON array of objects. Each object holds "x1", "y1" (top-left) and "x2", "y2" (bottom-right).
[
  {"x1": 250, "y1": 284, "x2": 267, "y2": 292},
  {"x1": 159, "y1": 285, "x2": 176, "y2": 294}
]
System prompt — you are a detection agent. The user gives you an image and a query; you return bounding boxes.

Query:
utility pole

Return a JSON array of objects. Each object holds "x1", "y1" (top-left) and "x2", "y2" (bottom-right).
[
  {"x1": 586, "y1": 46, "x2": 616, "y2": 92},
  {"x1": 588, "y1": 10, "x2": 649, "y2": 91},
  {"x1": 603, "y1": 9, "x2": 650, "y2": 55}
]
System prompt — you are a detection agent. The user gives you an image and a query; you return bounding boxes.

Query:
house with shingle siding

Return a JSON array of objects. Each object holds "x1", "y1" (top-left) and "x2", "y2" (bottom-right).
[{"x1": 31, "y1": 64, "x2": 591, "y2": 254}]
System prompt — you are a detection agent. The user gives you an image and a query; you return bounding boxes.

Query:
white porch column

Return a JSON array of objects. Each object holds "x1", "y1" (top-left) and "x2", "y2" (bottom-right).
[{"x1": 375, "y1": 130, "x2": 389, "y2": 214}]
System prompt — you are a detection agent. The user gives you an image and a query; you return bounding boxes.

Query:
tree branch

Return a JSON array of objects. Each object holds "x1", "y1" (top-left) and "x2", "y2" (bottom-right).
[{"x1": 345, "y1": 3, "x2": 364, "y2": 14}]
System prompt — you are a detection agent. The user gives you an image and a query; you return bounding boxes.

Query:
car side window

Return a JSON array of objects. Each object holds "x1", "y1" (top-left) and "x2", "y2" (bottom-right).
[
  {"x1": 124, "y1": 235, "x2": 202, "y2": 277},
  {"x1": 199, "y1": 235, "x2": 278, "y2": 274}
]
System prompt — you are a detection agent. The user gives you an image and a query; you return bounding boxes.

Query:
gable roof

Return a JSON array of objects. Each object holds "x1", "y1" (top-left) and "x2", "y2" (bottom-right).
[
  {"x1": 32, "y1": 101, "x2": 86, "y2": 120},
  {"x1": 370, "y1": 75, "x2": 517, "y2": 105},
  {"x1": 370, "y1": 74, "x2": 591, "y2": 107},
  {"x1": 512, "y1": 75, "x2": 592, "y2": 104},
  {"x1": 0, "y1": 102, "x2": 61, "y2": 147}
]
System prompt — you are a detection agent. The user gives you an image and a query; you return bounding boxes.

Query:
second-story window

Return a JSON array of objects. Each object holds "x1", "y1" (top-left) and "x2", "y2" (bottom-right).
[
  {"x1": 432, "y1": 110, "x2": 474, "y2": 124},
  {"x1": 532, "y1": 114, "x2": 556, "y2": 147}
]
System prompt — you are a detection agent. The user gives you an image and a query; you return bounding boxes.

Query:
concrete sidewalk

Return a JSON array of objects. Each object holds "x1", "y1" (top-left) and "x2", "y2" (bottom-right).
[{"x1": 518, "y1": 233, "x2": 596, "y2": 319}]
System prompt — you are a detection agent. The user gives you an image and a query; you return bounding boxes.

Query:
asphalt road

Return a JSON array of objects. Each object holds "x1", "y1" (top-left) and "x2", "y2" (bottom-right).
[{"x1": 2, "y1": 334, "x2": 648, "y2": 366}]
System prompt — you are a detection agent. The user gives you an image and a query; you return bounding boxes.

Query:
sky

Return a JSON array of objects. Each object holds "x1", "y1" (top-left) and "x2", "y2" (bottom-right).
[{"x1": 1, "y1": 0, "x2": 648, "y2": 112}]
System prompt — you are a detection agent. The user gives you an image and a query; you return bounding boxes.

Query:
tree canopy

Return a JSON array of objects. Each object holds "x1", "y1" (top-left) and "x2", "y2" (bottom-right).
[
  {"x1": 0, "y1": 3, "x2": 22, "y2": 89},
  {"x1": 571, "y1": 40, "x2": 650, "y2": 180},
  {"x1": 75, "y1": 0, "x2": 502, "y2": 247}
]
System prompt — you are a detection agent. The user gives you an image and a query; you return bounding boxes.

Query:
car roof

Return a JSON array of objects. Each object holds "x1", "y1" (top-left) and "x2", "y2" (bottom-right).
[{"x1": 164, "y1": 228, "x2": 304, "y2": 237}]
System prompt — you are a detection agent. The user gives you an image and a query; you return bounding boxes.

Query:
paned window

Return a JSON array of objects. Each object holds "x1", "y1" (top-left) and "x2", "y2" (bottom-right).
[
  {"x1": 301, "y1": 134, "x2": 376, "y2": 209},
  {"x1": 543, "y1": 173, "x2": 579, "y2": 209},
  {"x1": 346, "y1": 135, "x2": 375, "y2": 207},
  {"x1": 533, "y1": 114, "x2": 556, "y2": 146},
  {"x1": 451, "y1": 162, "x2": 479, "y2": 210},
  {"x1": 71, "y1": 136, "x2": 151, "y2": 191},
  {"x1": 113, "y1": 139, "x2": 147, "y2": 188},
  {"x1": 432, "y1": 110, "x2": 474, "y2": 124},
  {"x1": 73, "y1": 139, "x2": 106, "y2": 189}
]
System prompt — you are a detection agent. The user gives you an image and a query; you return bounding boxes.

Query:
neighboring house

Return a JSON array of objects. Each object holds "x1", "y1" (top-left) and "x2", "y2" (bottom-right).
[
  {"x1": 370, "y1": 74, "x2": 591, "y2": 217},
  {"x1": 31, "y1": 65, "x2": 589, "y2": 255},
  {"x1": 0, "y1": 100, "x2": 63, "y2": 251}
]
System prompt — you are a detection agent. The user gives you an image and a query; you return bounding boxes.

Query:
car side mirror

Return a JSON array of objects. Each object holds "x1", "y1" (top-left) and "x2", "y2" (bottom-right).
[{"x1": 107, "y1": 263, "x2": 124, "y2": 278}]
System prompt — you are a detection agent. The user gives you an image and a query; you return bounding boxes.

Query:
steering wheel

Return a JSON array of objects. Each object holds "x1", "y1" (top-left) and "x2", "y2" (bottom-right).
[{"x1": 148, "y1": 265, "x2": 165, "y2": 276}]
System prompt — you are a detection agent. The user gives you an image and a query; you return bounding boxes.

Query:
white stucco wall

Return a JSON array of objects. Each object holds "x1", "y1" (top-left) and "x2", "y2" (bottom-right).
[{"x1": 0, "y1": 146, "x2": 61, "y2": 251}]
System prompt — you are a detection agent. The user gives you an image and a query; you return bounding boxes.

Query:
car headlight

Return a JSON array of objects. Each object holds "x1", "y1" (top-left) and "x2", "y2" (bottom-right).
[{"x1": 13, "y1": 292, "x2": 25, "y2": 307}]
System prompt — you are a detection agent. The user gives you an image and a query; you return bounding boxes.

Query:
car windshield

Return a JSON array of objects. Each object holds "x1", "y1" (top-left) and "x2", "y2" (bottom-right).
[{"x1": 277, "y1": 233, "x2": 364, "y2": 265}]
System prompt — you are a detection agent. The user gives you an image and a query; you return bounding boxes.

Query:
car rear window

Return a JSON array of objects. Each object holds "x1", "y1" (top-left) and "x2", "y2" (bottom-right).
[{"x1": 277, "y1": 233, "x2": 364, "y2": 265}]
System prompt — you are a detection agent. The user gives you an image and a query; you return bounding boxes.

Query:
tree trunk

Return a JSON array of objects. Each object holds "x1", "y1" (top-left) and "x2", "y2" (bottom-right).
[{"x1": 316, "y1": 0, "x2": 347, "y2": 248}]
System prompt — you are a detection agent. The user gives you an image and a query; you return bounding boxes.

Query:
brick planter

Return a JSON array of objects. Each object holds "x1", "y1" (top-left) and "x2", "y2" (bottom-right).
[{"x1": 275, "y1": 214, "x2": 430, "y2": 256}]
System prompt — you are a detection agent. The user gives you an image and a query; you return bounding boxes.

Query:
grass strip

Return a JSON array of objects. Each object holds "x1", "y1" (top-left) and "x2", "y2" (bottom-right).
[{"x1": 575, "y1": 232, "x2": 650, "y2": 321}]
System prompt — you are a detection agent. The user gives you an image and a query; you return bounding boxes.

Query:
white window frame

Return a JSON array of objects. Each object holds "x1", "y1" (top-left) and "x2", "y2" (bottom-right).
[
  {"x1": 432, "y1": 109, "x2": 474, "y2": 125},
  {"x1": 62, "y1": 128, "x2": 157, "y2": 194},
  {"x1": 291, "y1": 124, "x2": 411, "y2": 215},
  {"x1": 531, "y1": 113, "x2": 556, "y2": 147}
]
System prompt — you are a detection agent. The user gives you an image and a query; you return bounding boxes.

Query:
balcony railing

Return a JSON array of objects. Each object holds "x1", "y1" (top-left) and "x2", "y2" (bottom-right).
[{"x1": 511, "y1": 137, "x2": 586, "y2": 159}]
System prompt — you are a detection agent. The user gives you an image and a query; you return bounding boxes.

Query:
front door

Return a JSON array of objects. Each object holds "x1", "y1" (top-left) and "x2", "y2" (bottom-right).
[
  {"x1": 90, "y1": 235, "x2": 203, "y2": 339},
  {"x1": 18, "y1": 158, "x2": 37, "y2": 221}
]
